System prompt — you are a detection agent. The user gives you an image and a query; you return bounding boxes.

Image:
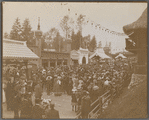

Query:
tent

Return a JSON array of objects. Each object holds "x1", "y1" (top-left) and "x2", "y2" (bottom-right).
[
  {"x1": 89, "y1": 48, "x2": 111, "y2": 59},
  {"x1": 115, "y1": 53, "x2": 127, "y2": 59}
]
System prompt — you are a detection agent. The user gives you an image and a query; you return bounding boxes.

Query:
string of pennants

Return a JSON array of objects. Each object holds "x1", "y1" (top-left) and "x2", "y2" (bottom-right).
[
  {"x1": 61, "y1": 3, "x2": 126, "y2": 37},
  {"x1": 127, "y1": 39, "x2": 136, "y2": 46}
]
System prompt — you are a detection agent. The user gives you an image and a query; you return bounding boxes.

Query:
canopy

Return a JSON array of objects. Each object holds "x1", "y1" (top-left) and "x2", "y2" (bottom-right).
[
  {"x1": 115, "y1": 53, "x2": 127, "y2": 59},
  {"x1": 3, "y1": 39, "x2": 39, "y2": 60},
  {"x1": 89, "y1": 48, "x2": 111, "y2": 59}
]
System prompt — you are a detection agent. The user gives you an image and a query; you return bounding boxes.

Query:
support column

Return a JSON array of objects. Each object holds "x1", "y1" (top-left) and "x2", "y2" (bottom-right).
[
  {"x1": 55, "y1": 59, "x2": 57, "y2": 67},
  {"x1": 25, "y1": 60, "x2": 29, "y2": 80},
  {"x1": 48, "y1": 60, "x2": 50, "y2": 68},
  {"x1": 62, "y1": 59, "x2": 64, "y2": 66}
]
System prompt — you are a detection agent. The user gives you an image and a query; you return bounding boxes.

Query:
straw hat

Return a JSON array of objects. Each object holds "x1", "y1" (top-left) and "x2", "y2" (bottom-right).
[
  {"x1": 93, "y1": 86, "x2": 99, "y2": 90},
  {"x1": 72, "y1": 87, "x2": 77, "y2": 92}
]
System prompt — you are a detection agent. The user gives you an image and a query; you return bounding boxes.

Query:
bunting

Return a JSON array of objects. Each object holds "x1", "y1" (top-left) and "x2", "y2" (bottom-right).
[{"x1": 61, "y1": 3, "x2": 126, "y2": 37}]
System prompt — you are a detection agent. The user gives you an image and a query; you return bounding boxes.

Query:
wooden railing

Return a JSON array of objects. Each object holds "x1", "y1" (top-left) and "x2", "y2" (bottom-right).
[{"x1": 75, "y1": 82, "x2": 124, "y2": 119}]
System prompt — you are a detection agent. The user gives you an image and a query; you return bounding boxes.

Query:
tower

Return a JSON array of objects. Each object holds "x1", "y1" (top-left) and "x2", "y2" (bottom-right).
[
  {"x1": 35, "y1": 17, "x2": 42, "y2": 46},
  {"x1": 35, "y1": 17, "x2": 42, "y2": 66}
]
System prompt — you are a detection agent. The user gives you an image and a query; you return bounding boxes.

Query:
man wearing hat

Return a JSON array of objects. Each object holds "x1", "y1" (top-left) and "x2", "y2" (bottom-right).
[
  {"x1": 81, "y1": 91, "x2": 91, "y2": 119},
  {"x1": 20, "y1": 93, "x2": 32, "y2": 118},
  {"x1": 46, "y1": 73, "x2": 53, "y2": 95},
  {"x1": 45, "y1": 103, "x2": 60, "y2": 119},
  {"x1": 32, "y1": 98, "x2": 44, "y2": 119},
  {"x1": 34, "y1": 80, "x2": 43, "y2": 99},
  {"x1": 41, "y1": 69, "x2": 47, "y2": 91}
]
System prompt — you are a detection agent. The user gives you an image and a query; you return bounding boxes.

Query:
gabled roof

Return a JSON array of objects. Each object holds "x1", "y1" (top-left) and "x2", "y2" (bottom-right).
[
  {"x1": 115, "y1": 53, "x2": 127, "y2": 59},
  {"x1": 89, "y1": 48, "x2": 111, "y2": 59},
  {"x1": 3, "y1": 39, "x2": 39, "y2": 59}
]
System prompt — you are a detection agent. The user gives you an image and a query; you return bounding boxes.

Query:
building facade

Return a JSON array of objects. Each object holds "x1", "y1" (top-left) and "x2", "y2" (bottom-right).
[
  {"x1": 28, "y1": 18, "x2": 71, "y2": 68},
  {"x1": 70, "y1": 48, "x2": 89, "y2": 65}
]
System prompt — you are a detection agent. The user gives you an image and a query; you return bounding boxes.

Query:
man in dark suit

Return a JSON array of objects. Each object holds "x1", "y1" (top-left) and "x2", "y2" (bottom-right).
[
  {"x1": 81, "y1": 91, "x2": 91, "y2": 119},
  {"x1": 34, "y1": 81, "x2": 43, "y2": 99},
  {"x1": 20, "y1": 94, "x2": 32, "y2": 119},
  {"x1": 45, "y1": 103, "x2": 60, "y2": 119},
  {"x1": 32, "y1": 99, "x2": 44, "y2": 119}
]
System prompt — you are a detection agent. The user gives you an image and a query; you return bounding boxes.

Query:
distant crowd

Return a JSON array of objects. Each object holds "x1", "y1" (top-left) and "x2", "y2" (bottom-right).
[{"x1": 2, "y1": 59, "x2": 133, "y2": 118}]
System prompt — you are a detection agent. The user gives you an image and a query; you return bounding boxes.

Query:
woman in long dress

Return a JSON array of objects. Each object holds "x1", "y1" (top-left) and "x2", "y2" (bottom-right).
[
  {"x1": 2, "y1": 83, "x2": 6, "y2": 103},
  {"x1": 53, "y1": 76, "x2": 62, "y2": 96}
]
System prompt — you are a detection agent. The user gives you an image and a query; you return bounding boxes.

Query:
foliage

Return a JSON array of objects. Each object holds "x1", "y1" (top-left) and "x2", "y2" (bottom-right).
[
  {"x1": 9, "y1": 17, "x2": 22, "y2": 40},
  {"x1": 60, "y1": 15, "x2": 74, "y2": 38},
  {"x1": 71, "y1": 30, "x2": 82, "y2": 50},
  {"x1": 44, "y1": 27, "x2": 58, "y2": 45},
  {"x1": 4, "y1": 32, "x2": 9, "y2": 39},
  {"x1": 88, "y1": 35, "x2": 97, "y2": 52},
  {"x1": 53, "y1": 32, "x2": 64, "y2": 52},
  {"x1": 21, "y1": 18, "x2": 34, "y2": 45},
  {"x1": 82, "y1": 34, "x2": 91, "y2": 49},
  {"x1": 98, "y1": 41, "x2": 102, "y2": 48},
  {"x1": 76, "y1": 14, "x2": 85, "y2": 32}
]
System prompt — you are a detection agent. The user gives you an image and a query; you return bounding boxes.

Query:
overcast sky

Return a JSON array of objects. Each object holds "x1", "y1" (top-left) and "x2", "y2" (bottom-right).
[{"x1": 3, "y1": 2, "x2": 147, "y2": 48}]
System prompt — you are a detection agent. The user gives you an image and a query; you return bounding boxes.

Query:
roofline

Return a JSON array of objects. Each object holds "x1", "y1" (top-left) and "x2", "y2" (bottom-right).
[{"x1": 3, "y1": 39, "x2": 27, "y2": 45}]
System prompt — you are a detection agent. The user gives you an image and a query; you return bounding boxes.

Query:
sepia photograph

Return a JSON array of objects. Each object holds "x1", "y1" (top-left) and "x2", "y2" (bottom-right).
[{"x1": 2, "y1": 2, "x2": 147, "y2": 119}]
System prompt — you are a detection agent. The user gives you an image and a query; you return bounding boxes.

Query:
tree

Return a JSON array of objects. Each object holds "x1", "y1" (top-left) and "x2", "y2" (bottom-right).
[
  {"x1": 71, "y1": 30, "x2": 76, "y2": 50},
  {"x1": 98, "y1": 41, "x2": 102, "y2": 48},
  {"x1": 10, "y1": 17, "x2": 22, "y2": 40},
  {"x1": 44, "y1": 27, "x2": 58, "y2": 45},
  {"x1": 89, "y1": 35, "x2": 97, "y2": 52},
  {"x1": 21, "y1": 18, "x2": 34, "y2": 45},
  {"x1": 76, "y1": 14, "x2": 85, "y2": 32},
  {"x1": 53, "y1": 32, "x2": 63, "y2": 52},
  {"x1": 4, "y1": 32, "x2": 9, "y2": 39},
  {"x1": 109, "y1": 42, "x2": 111, "y2": 48},
  {"x1": 82, "y1": 34, "x2": 91, "y2": 49},
  {"x1": 76, "y1": 14, "x2": 85, "y2": 48},
  {"x1": 60, "y1": 15, "x2": 74, "y2": 39},
  {"x1": 71, "y1": 30, "x2": 82, "y2": 50}
]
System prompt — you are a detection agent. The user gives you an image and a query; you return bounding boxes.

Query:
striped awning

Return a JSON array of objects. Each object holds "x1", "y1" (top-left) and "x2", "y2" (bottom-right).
[{"x1": 3, "y1": 39, "x2": 39, "y2": 60}]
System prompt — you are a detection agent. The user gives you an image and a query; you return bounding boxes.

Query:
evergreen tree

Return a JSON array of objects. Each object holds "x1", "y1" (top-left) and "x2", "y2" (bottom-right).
[
  {"x1": 76, "y1": 31, "x2": 82, "y2": 50},
  {"x1": 109, "y1": 42, "x2": 111, "y2": 48},
  {"x1": 9, "y1": 17, "x2": 22, "y2": 40},
  {"x1": 83, "y1": 34, "x2": 90, "y2": 49},
  {"x1": 53, "y1": 32, "x2": 63, "y2": 52},
  {"x1": 4, "y1": 32, "x2": 9, "y2": 39},
  {"x1": 71, "y1": 30, "x2": 81, "y2": 50},
  {"x1": 89, "y1": 35, "x2": 97, "y2": 52},
  {"x1": 21, "y1": 18, "x2": 34, "y2": 45},
  {"x1": 98, "y1": 41, "x2": 102, "y2": 48},
  {"x1": 71, "y1": 30, "x2": 76, "y2": 50}
]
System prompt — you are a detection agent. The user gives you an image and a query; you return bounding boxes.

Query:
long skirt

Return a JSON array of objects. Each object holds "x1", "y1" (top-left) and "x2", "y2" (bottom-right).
[{"x1": 3, "y1": 89, "x2": 6, "y2": 103}]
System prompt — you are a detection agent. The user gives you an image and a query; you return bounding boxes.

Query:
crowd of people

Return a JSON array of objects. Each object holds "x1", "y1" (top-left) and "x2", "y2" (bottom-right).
[{"x1": 2, "y1": 58, "x2": 133, "y2": 119}]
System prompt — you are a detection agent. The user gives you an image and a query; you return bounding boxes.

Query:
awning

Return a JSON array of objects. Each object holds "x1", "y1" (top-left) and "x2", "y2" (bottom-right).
[{"x1": 3, "y1": 39, "x2": 39, "y2": 60}]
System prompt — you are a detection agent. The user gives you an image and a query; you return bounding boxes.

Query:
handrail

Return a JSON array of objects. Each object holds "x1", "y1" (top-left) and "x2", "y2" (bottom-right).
[
  {"x1": 91, "y1": 97, "x2": 99, "y2": 106},
  {"x1": 75, "y1": 82, "x2": 125, "y2": 119},
  {"x1": 99, "y1": 90, "x2": 110, "y2": 99},
  {"x1": 90, "y1": 104, "x2": 100, "y2": 114},
  {"x1": 75, "y1": 112, "x2": 81, "y2": 119}
]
